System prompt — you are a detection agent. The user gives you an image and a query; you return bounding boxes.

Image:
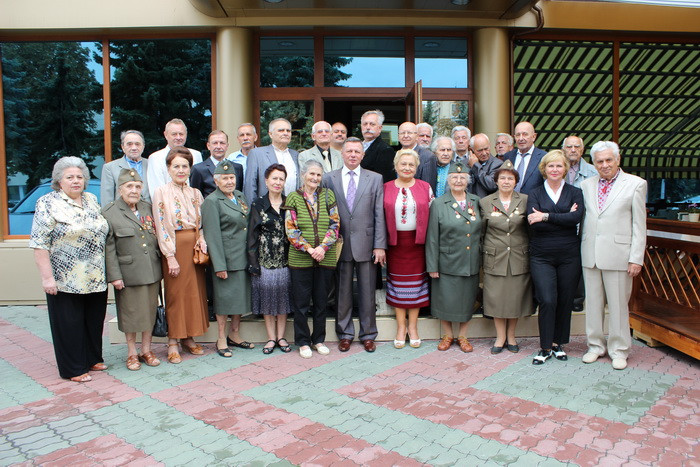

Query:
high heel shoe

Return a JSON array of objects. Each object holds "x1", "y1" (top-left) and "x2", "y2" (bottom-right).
[
  {"x1": 409, "y1": 338, "x2": 421, "y2": 348},
  {"x1": 394, "y1": 339, "x2": 406, "y2": 349}
]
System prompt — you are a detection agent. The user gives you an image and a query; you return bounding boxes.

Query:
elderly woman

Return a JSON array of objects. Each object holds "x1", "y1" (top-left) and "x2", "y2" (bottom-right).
[
  {"x1": 30, "y1": 156, "x2": 109, "y2": 382},
  {"x1": 384, "y1": 149, "x2": 433, "y2": 348},
  {"x1": 284, "y1": 160, "x2": 339, "y2": 358},
  {"x1": 248, "y1": 164, "x2": 292, "y2": 354},
  {"x1": 431, "y1": 136, "x2": 457, "y2": 198},
  {"x1": 152, "y1": 146, "x2": 209, "y2": 364},
  {"x1": 426, "y1": 162, "x2": 482, "y2": 352},
  {"x1": 527, "y1": 150, "x2": 585, "y2": 365},
  {"x1": 479, "y1": 160, "x2": 533, "y2": 354},
  {"x1": 201, "y1": 162, "x2": 252, "y2": 358},
  {"x1": 103, "y1": 169, "x2": 162, "y2": 370}
]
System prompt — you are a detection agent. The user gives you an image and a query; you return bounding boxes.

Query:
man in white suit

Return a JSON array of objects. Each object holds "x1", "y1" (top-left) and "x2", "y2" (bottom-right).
[
  {"x1": 101, "y1": 130, "x2": 150, "y2": 205},
  {"x1": 244, "y1": 118, "x2": 299, "y2": 202},
  {"x1": 298, "y1": 121, "x2": 342, "y2": 174},
  {"x1": 580, "y1": 141, "x2": 647, "y2": 370}
]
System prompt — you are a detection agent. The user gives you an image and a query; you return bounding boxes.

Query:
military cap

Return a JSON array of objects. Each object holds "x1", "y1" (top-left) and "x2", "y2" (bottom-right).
[
  {"x1": 117, "y1": 168, "x2": 142, "y2": 186},
  {"x1": 214, "y1": 161, "x2": 237, "y2": 175},
  {"x1": 448, "y1": 161, "x2": 468, "y2": 174}
]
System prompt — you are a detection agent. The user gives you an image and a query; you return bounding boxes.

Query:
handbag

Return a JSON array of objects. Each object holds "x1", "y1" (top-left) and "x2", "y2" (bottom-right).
[
  {"x1": 193, "y1": 242, "x2": 210, "y2": 265},
  {"x1": 325, "y1": 189, "x2": 343, "y2": 260},
  {"x1": 152, "y1": 288, "x2": 168, "y2": 338}
]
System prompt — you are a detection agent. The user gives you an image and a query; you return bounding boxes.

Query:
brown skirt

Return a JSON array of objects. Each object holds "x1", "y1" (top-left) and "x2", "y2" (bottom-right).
[{"x1": 162, "y1": 229, "x2": 209, "y2": 339}]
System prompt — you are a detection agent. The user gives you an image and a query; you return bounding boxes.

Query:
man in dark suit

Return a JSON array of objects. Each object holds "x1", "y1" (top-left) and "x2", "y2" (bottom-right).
[
  {"x1": 360, "y1": 110, "x2": 395, "y2": 183},
  {"x1": 467, "y1": 133, "x2": 502, "y2": 198},
  {"x1": 190, "y1": 130, "x2": 244, "y2": 199},
  {"x1": 503, "y1": 121, "x2": 546, "y2": 195},
  {"x1": 323, "y1": 137, "x2": 387, "y2": 353},
  {"x1": 244, "y1": 118, "x2": 299, "y2": 202},
  {"x1": 101, "y1": 130, "x2": 150, "y2": 205},
  {"x1": 398, "y1": 121, "x2": 438, "y2": 191}
]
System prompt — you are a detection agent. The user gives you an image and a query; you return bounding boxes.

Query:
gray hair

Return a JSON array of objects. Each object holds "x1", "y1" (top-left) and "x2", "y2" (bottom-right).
[
  {"x1": 361, "y1": 109, "x2": 385, "y2": 125},
  {"x1": 562, "y1": 135, "x2": 584, "y2": 149},
  {"x1": 165, "y1": 118, "x2": 186, "y2": 132},
  {"x1": 311, "y1": 121, "x2": 331, "y2": 133},
  {"x1": 300, "y1": 159, "x2": 324, "y2": 177},
  {"x1": 342, "y1": 136, "x2": 364, "y2": 151},
  {"x1": 51, "y1": 156, "x2": 90, "y2": 191},
  {"x1": 469, "y1": 133, "x2": 489, "y2": 148},
  {"x1": 447, "y1": 171, "x2": 471, "y2": 187},
  {"x1": 431, "y1": 136, "x2": 456, "y2": 153},
  {"x1": 416, "y1": 122, "x2": 433, "y2": 135},
  {"x1": 120, "y1": 130, "x2": 145, "y2": 145},
  {"x1": 496, "y1": 133, "x2": 514, "y2": 145},
  {"x1": 238, "y1": 122, "x2": 257, "y2": 136},
  {"x1": 451, "y1": 126, "x2": 471, "y2": 140},
  {"x1": 590, "y1": 141, "x2": 621, "y2": 162},
  {"x1": 269, "y1": 117, "x2": 291, "y2": 133},
  {"x1": 213, "y1": 173, "x2": 236, "y2": 183}
]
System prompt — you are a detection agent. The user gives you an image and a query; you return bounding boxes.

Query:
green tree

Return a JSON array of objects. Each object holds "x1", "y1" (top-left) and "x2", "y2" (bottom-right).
[
  {"x1": 104, "y1": 39, "x2": 212, "y2": 156},
  {"x1": 2, "y1": 42, "x2": 102, "y2": 190},
  {"x1": 260, "y1": 101, "x2": 314, "y2": 150},
  {"x1": 422, "y1": 100, "x2": 436, "y2": 126}
]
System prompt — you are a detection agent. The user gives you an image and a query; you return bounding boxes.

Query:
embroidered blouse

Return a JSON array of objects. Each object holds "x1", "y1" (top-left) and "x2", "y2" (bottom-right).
[
  {"x1": 247, "y1": 194, "x2": 289, "y2": 274},
  {"x1": 152, "y1": 182, "x2": 204, "y2": 258},
  {"x1": 29, "y1": 190, "x2": 108, "y2": 294}
]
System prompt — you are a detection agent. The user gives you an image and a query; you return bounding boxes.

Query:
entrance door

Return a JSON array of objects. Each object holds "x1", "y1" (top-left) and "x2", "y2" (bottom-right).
[{"x1": 323, "y1": 100, "x2": 409, "y2": 149}]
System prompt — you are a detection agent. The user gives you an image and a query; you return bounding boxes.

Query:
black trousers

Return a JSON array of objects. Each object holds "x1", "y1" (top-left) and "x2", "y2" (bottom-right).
[
  {"x1": 291, "y1": 267, "x2": 334, "y2": 347},
  {"x1": 46, "y1": 290, "x2": 107, "y2": 379},
  {"x1": 530, "y1": 252, "x2": 581, "y2": 350}
]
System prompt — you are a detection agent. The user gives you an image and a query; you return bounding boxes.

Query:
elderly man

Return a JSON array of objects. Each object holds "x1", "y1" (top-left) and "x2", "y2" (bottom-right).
[
  {"x1": 431, "y1": 136, "x2": 456, "y2": 198},
  {"x1": 398, "y1": 121, "x2": 437, "y2": 190},
  {"x1": 581, "y1": 141, "x2": 647, "y2": 370},
  {"x1": 299, "y1": 121, "x2": 343, "y2": 173},
  {"x1": 503, "y1": 121, "x2": 545, "y2": 195},
  {"x1": 227, "y1": 123, "x2": 258, "y2": 177},
  {"x1": 416, "y1": 123, "x2": 434, "y2": 149},
  {"x1": 244, "y1": 118, "x2": 299, "y2": 202},
  {"x1": 146, "y1": 118, "x2": 202, "y2": 199},
  {"x1": 451, "y1": 126, "x2": 471, "y2": 164},
  {"x1": 564, "y1": 135, "x2": 598, "y2": 188},
  {"x1": 495, "y1": 133, "x2": 514, "y2": 160},
  {"x1": 101, "y1": 130, "x2": 151, "y2": 205},
  {"x1": 467, "y1": 133, "x2": 502, "y2": 198},
  {"x1": 190, "y1": 130, "x2": 244, "y2": 198},
  {"x1": 360, "y1": 109, "x2": 396, "y2": 183},
  {"x1": 323, "y1": 137, "x2": 387, "y2": 353},
  {"x1": 331, "y1": 122, "x2": 348, "y2": 152}
]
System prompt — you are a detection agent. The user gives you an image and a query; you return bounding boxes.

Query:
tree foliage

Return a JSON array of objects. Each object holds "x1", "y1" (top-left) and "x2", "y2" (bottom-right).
[{"x1": 2, "y1": 42, "x2": 102, "y2": 189}]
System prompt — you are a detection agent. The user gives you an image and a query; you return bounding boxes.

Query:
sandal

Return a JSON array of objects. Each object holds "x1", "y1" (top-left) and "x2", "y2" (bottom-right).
[
  {"x1": 182, "y1": 342, "x2": 204, "y2": 355},
  {"x1": 227, "y1": 337, "x2": 255, "y2": 349},
  {"x1": 90, "y1": 362, "x2": 108, "y2": 371},
  {"x1": 277, "y1": 338, "x2": 292, "y2": 353},
  {"x1": 262, "y1": 340, "x2": 276, "y2": 355},
  {"x1": 138, "y1": 351, "x2": 161, "y2": 367},
  {"x1": 70, "y1": 373, "x2": 92, "y2": 383},
  {"x1": 126, "y1": 355, "x2": 141, "y2": 371},
  {"x1": 217, "y1": 347, "x2": 232, "y2": 358},
  {"x1": 168, "y1": 345, "x2": 182, "y2": 364}
]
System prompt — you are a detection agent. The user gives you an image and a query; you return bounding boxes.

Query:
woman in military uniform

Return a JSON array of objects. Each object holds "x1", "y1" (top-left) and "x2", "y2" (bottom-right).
[
  {"x1": 103, "y1": 168, "x2": 163, "y2": 371},
  {"x1": 426, "y1": 162, "x2": 482, "y2": 353}
]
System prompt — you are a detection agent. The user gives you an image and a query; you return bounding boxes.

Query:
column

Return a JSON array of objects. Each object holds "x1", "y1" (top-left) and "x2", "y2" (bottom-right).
[
  {"x1": 473, "y1": 28, "x2": 511, "y2": 144},
  {"x1": 216, "y1": 27, "x2": 254, "y2": 139}
]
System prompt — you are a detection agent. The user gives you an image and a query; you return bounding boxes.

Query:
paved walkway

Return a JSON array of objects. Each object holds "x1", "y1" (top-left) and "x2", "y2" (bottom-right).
[{"x1": 0, "y1": 305, "x2": 698, "y2": 466}]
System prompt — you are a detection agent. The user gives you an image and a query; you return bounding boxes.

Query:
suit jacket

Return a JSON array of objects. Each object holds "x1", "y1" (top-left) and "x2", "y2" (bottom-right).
[
  {"x1": 298, "y1": 146, "x2": 342, "y2": 174},
  {"x1": 190, "y1": 157, "x2": 244, "y2": 199},
  {"x1": 479, "y1": 191, "x2": 530, "y2": 277},
  {"x1": 469, "y1": 155, "x2": 503, "y2": 198},
  {"x1": 244, "y1": 145, "x2": 300, "y2": 202},
  {"x1": 414, "y1": 146, "x2": 438, "y2": 191},
  {"x1": 504, "y1": 147, "x2": 546, "y2": 195},
  {"x1": 361, "y1": 137, "x2": 396, "y2": 183},
  {"x1": 323, "y1": 168, "x2": 387, "y2": 262},
  {"x1": 425, "y1": 192, "x2": 482, "y2": 276},
  {"x1": 526, "y1": 182, "x2": 584, "y2": 255},
  {"x1": 102, "y1": 198, "x2": 162, "y2": 285},
  {"x1": 581, "y1": 170, "x2": 647, "y2": 270},
  {"x1": 100, "y1": 157, "x2": 150, "y2": 206},
  {"x1": 201, "y1": 188, "x2": 249, "y2": 273}
]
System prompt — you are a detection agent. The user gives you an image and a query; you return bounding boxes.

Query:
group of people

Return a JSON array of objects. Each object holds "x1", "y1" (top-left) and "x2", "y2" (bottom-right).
[{"x1": 30, "y1": 110, "x2": 646, "y2": 383}]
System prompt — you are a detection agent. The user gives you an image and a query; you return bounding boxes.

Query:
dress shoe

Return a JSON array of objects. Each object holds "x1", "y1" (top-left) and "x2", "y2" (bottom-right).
[
  {"x1": 552, "y1": 345, "x2": 567, "y2": 361},
  {"x1": 437, "y1": 336, "x2": 454, "y2": 351},
  {"x1": 338, "y1": 339, "x2": 352, "y2": 352},
  {"x1": 362, "y1": 339, "x2": 376, "y2": 352},
  {"x1": 491, "y1": 345, "x2": 504, "y2": 354},
  {"x1": 612, "y1": 358, "x2": 627, "y2": 370},
  {"x1": 582, "y1": 352, "x2": 602, "y2": 364},
  {"x1": 506, "y1": 344, "x2": 520, "y2": 353},
  {"x1": 457, "y1": 336, "x2": 473, "y2": 353},
  {"x1": 532, "y1": 349, "x2": 552, "y2": 365},
  {"x1": 572, "y1": 303, "x2": 584, "y2": 312}
]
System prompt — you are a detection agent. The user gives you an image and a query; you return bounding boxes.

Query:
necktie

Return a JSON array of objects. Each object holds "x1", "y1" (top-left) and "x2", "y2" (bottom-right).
[
  {"x1": 322, "y1": 150, "x2": 331, "y2": 171},
  {"x1": 346, "y1": 170, "x2": 356, "y2": 210},
  {"x1": 515, "y1": 152, "x2": 528, "y2": 191}
]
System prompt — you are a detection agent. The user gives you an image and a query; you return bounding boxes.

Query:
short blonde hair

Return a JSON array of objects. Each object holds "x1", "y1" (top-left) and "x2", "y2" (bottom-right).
[
  {"x1": 538, "y1": 149, "x2": 570, "y2": 178},
  {"x1": 393, "y1": 149, "x2": 420, "y2": 168}
]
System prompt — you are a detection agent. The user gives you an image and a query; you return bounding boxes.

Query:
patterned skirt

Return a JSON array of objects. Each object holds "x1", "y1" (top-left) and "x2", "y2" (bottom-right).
[
  {"x1": 251, "y1": 266, "x2": 292, "y2": 316},
  {"x1": 386, "y1": 230, "x2": 430, "y2": 308}
]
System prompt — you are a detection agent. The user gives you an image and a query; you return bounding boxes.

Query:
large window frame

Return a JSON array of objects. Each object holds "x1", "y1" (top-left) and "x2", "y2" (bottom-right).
[{"x1": 0, "y1": 33, "x2": 216, "y2": 239}]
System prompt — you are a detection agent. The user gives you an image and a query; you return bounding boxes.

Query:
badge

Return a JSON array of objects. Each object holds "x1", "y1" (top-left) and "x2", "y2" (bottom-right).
[
  {"x1": 491, "y1": 212, "x2": 502, "y2": 217},
  {"x1": 471, "y1": 216, "x2": 476, "y2": 221}
]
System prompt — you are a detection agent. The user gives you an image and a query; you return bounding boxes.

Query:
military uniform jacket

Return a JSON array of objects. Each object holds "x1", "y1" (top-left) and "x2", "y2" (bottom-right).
[
  {"x1": 425, "y1": 192, "x2": 482, "y2": 276},
  {"x1": 102, "y1": 198, "x2": 162, "y2": 286},
  {"x1": 479, "y1": 191, "x2": 530, "y2": 277},
  {"x1": 201, "y1": 188, "x2": 249, "y2": 273}
]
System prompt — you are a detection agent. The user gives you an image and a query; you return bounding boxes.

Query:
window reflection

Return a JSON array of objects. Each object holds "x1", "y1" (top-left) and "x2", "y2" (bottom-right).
[
  {"x1": 260, "y1": 37, "x2": 314, "y2": 88},
  {"x1": 415, "y1": 37, "x2": 468, "y2": 88},
  {"x1": 324, "y1": 37, "x2": 405, "y2": 87},
  {"x1": 422, "y1": 100, "x2": 469, "y2": 136},
  {"x1": 260, "y1": 101, "x2": 314, "y2": 150}
]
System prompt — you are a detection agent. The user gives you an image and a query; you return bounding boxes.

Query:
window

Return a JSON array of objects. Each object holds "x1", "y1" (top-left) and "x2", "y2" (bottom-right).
[
  {"x1": 260, "y1": 37, "x2": 314, "y2": 88},
  {"x1": 260, "y1": 101, "x2": 314, "y2": 149},
  {"x1": 415, "y1": 37, "x2": 468, "y2": 88},
  {"x1": 324, "y1": 37, "x2": 405, "y2": 87}
]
